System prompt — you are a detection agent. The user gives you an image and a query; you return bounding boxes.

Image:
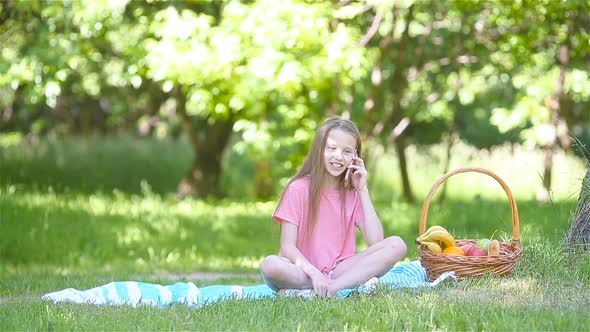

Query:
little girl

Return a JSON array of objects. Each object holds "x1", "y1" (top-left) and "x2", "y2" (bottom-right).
[{"x1": 260, "y1": 116, "x2": 407, "y2": 297}]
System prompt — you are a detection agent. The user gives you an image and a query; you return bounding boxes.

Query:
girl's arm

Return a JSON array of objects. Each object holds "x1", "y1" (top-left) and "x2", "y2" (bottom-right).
[
  {"x1": 357, "y1": 188, "x2": 384, "y2": 246},
  {"x1": 279, "y1": 222, "x2": 330, "y2": 296},
  {"x1": 349, "y1": 155, "x2": 384, "y2": 246},
  {"x1": 279, "y1": 222, "x2": 323, "y2": 279}
]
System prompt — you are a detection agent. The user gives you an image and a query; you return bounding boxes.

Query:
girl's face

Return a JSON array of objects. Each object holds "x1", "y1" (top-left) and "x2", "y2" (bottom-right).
[{"x1": 323, "y1": 129, "x2": 357, "y2": 184}]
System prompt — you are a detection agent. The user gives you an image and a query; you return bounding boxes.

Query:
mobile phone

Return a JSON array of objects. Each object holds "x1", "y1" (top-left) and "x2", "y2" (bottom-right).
[{"x1": 344, "y1": 150, "x2": 357, "y2": 187}]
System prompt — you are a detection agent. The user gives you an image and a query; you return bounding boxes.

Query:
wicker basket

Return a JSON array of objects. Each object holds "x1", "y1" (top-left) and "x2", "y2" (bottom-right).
[{"x1": 418, "y1": 167, "x2": 523, "y2": 281}]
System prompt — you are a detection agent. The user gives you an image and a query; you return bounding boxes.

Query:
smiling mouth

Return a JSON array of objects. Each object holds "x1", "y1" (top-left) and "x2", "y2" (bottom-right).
[{"x1": 329, "y1": 161, "x2": 344, "y2": 169}]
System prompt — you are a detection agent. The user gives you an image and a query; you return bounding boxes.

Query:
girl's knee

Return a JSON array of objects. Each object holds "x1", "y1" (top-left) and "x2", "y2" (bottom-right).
[
  {"x1": 385, "y1": 236, "x2": 408, "y2": 256},
  {"x1": 260, "y1": 256, "x2": 281, "y2": 291},
  {"x1": 260, "y1": 255, "x2": 296, "y2": 291},
  {"x1": 260, "y1": 255, "x2": 287, "y2": 279},
  {"x1": 260, "y1": 255, "x2": 277, "y2": 275}
]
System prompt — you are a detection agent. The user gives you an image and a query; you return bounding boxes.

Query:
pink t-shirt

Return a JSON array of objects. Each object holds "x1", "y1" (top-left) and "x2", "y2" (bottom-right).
[{"x1": 273, "y1": 177, "x2": 364, "y2": 274}]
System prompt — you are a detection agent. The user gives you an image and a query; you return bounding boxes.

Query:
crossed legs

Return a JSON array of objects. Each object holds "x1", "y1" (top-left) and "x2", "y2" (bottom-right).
[{"x1": 260, "y1": 236, "x2": 407, "y2": 296}]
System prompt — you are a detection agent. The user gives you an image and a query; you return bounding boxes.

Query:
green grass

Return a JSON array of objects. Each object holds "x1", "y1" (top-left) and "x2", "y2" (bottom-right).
[{"x1": 1, "y1": 135, "x2": 589, "y2": 330}]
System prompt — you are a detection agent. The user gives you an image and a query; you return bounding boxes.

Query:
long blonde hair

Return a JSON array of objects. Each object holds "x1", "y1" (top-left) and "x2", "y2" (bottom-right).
[{"x1": 275, "y1": 116, "x2": 362, "y2": 241}]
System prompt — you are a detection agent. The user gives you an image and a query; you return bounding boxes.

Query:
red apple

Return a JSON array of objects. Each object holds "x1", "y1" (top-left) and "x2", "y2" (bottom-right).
[
  {"x1": 466, "y1": 246, "x2": 487, "y2": 256},
  {"x1": 457, "y1": 244, "x2": 473, "y2": 253}
]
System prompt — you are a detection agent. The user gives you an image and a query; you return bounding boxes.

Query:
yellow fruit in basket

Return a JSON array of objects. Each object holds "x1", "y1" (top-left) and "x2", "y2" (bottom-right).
[
  {"x1": 423, "y1": 229, "x2": 455, "y2": 249},
  {"x1": 416, "y1": 225, "x2": 448, "y2": 242},
  {"x1": 419, "y1": 240, "x2": 443, "y2": 254},
  {"x1": 442, "y1": 246, "x2": 465, "y2": 256},
  {"x1": 416, "y1": 226, "x2": 454, "y2": 248}
]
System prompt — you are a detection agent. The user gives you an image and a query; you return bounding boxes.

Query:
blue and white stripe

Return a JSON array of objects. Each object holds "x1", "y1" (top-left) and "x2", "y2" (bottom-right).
[{"x1": 41, "y1": 260, "x2": 455, "y2": 307}]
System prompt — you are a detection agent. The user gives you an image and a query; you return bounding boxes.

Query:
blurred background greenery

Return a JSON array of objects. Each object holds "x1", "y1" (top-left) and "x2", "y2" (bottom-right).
[
  {"x1": 2, "y1": 3, "x2": 590, "y2": 328},
  {"x1": 1, "y1": 0, "x2": 589, "y2": 203}
]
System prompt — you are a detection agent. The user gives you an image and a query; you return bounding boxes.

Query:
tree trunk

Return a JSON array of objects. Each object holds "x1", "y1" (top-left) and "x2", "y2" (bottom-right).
[
  {"x1": 357, "y1": 4, "x2": 420, "y2": 204},
  {"x1": 0, "y1": 105, "x2": 12, "y2": 129},
  {"x1": 438, "y1": 131, "x2": 456, "y2": 203},
  {"x1": 175, "y1": 88, "x2": 235, "y2": 199},
  {"x1": 565, "y1": 167, "x2": 590, "y2": 251},
  {"x1": 254, "y1": 159, "x2": 274, "y2": 200},
  {"x1": 537, "y1": 45, "x2": 569, "y2": 203},
  {"x1": 387, "y1": 4, "x2": 415, "y2": 203},
  {"x1": 360, "y1": 5, "x2": 394, "y2": 131},
  {"x1": 395, "y1": 137, "x2": 414, "y2": 203}
]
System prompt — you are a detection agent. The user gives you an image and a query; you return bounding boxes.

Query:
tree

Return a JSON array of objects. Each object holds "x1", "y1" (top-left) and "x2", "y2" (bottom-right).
[
  {"x1": 342, "y1": 0, "x2": 515, "y2": 202},
  {"x1": 2, "y1": 0, "x2": 589, "y2": 201},
  {"x1": 0, "y1": 0, "x2": 369, "y2": 198},
  {"x1": 486, "y1": 0, "x2": 590, "y2": 202},
  {"x1": 142, "y1": 0, "x2": 368, "y2": 198},
  {"x1": 565, "y1": 167, "x2": 590, "y2": 251}
]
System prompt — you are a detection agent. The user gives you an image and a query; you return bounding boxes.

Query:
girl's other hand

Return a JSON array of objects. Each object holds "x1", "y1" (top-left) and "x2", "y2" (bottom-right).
[{"x1": 310, "y1": 273, "x2": 330, "y2": 298}]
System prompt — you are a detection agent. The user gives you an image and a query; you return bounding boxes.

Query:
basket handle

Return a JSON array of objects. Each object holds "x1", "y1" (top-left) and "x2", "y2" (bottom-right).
[{"x1": 418, "y1": 167, "x2": 520, "y2": 244}]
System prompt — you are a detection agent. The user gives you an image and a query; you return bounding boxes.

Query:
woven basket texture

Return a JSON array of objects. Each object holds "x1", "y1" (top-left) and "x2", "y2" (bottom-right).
[{"x1": 418, "y1": 167, "x2": 523, "y2": 281}]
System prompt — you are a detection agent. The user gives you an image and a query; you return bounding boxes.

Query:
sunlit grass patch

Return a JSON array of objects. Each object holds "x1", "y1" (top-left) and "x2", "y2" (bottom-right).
[
  {"x1": 0, "y1": 187, "x2": 277, "y2": 277},
  {"x1": 372, "y1": 141, "x2": 586, "y2": 203}
]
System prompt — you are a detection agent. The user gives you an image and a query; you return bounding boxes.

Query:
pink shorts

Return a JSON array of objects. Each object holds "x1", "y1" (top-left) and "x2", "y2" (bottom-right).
[{"x1": 323, "y1": 256, "x2": 349, "y2": 279}]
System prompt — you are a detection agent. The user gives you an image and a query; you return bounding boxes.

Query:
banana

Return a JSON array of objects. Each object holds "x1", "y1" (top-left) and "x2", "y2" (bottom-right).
[
  {"x1": 423, "y1": 229, "x2": 455, "y2": 249},
  {"x1": 416, "y1": 225, "x2": 449, "y2": 242},
  {"x1": 419, "y1": 240, "x2": 442, "y2": 254}
]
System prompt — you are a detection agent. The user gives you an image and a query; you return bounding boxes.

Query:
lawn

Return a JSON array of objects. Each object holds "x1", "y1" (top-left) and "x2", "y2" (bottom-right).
[{"x1": 1, "y1": 136, "x2": 589, "y2": 330}]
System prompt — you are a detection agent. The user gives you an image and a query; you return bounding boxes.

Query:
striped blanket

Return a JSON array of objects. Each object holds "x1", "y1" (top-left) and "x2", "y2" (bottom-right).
[{"x1": 41, "y1": 261, "x2": 455, "y2": 307}]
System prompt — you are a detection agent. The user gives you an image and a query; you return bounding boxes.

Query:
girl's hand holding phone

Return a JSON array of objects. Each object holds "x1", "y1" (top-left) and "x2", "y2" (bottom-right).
[{"x1": 346, "y1": 152, "x2": 367, "y2": 191}]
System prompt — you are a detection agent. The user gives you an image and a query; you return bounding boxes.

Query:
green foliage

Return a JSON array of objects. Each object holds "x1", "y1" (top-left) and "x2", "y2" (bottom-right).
[
  {"x1": 140, "y1": 0, "x2": 370, "y2": 191},
  {"x1": 1, "y1": 0, "x2": 590, "y2": 198},
  {"x1": 483, "y1": 0, "x2": 590, "y2": 149},
  {"x1": 457, "y1": 107, "x2": 522, "y2": 149},
  {"x1": 0, "y1": 135, "x2": 192, "y2": 195}
]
